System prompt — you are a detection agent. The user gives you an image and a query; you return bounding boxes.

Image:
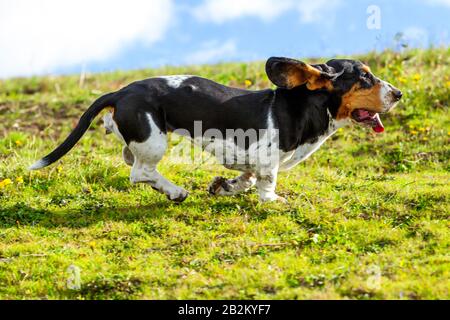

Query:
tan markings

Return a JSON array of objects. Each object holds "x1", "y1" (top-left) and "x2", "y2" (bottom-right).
[
  {"x1": 241, "y1": 172, "x2": 256, "y2": 180},
  {"x1": 361, "y1": 64, "x2": 371, "y2": 73},
  {"x1": 305, "y1": 64, "x2": 323, "y2": 77},
  {"x1": 336, "y1": 82, "x2": 384, "y2": 120},
  {"x1": 285, "y1": 64, "x2": 305, "y2": 88},
  {"x1": 287, "y1": 64, "x2": 333, "y2": 90},
  {"x1": 306, "y1": 74, "x2": 334, "y2": 91}
]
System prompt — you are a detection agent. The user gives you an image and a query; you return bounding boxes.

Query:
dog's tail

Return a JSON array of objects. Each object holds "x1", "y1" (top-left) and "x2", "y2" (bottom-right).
[{"x1": 29, "y1": 92, "x2": 117, "y2": 170}]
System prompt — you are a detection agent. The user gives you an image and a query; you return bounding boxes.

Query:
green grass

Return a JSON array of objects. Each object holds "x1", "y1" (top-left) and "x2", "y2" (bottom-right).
[{"x1": 0, "y1": 48, "x2": 449, "y2": 299}]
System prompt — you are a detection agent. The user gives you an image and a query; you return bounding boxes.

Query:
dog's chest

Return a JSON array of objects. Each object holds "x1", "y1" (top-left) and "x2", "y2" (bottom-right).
[
  {"x1": 278, "y1": 134, "x2": 332, "y2": 171},
  {"x1": 278, "y1": 118, "x2": 348, "y2": 171}
]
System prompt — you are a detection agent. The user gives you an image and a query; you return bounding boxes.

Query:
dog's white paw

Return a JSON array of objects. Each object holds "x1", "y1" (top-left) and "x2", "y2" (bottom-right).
[
  {"x1": 167, "y1": 188, "x2": 189, "y2": 203},
  {"x1": 260, "y1": 193, "x2": 288, "y2": 204}
]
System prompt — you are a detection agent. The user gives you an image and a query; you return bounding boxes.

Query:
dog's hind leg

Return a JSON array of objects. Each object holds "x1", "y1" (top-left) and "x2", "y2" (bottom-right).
[
  {"x1": 103, "y1": 112, "x2": 134, "y2": 166},
  {"x1": 111, "y1": 94, "x2": 188, "y2": 202},
  {"x1": 208, "y1": 172, "x2": 256, "y2": 196},
  {"x1": 127, "y1": 115, "x2": 188, "y2": 203},
  {"x1": 122, "y1": 146, "x2": 134, "y2": 166}
]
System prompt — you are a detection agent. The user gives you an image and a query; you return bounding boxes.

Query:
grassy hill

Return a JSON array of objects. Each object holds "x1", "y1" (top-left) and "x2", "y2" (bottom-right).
[{"x1": 0, "y1": 48, "x2": 449, "y2": 299}]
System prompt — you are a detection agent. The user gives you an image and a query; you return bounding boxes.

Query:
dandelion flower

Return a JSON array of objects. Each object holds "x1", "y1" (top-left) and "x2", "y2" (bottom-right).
[
  {"x1": 0, "y1": 178, "x2": 13, "y2": 188},
  {"x1": 57, "y1": 165, "x2": 63, "y2": 173},
  {"x1": 244, "y1": 79, "x2": 252, "y2": 87},
  {"x1": 410, "y1": 130, "x2": 418, "y2": 135},
  {"x1": 412, "y1": 74, "x2": 421, "y2": 81},
  {"x1": 15, "y1": 140, "x2": 23, "y2": 146},
  {"x1": 88, "y1": 241, "x2": 96, "y2": 250},
  {"x1": 15, "y1": 176, "x2": 24, "y2": 184}
]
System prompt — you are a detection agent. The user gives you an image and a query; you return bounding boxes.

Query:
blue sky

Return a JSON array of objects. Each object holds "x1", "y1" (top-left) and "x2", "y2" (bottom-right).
[{"x1": 0, "y1": 0, "x2": 449, "y2": 78}]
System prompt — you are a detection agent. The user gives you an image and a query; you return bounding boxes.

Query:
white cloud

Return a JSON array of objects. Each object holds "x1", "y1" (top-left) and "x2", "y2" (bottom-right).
[
  {"x1": 192, "y1": 0, "x2": 292, "y2": 23},
  {"x1": 192, "y1": 0, "x2": 341, "y2": 24},
  {"x1": 424, "y1": 0, "x2": 450, "y2": 7},
  {"x1": 0, "y1": 0, "x2": 174, "y2": 78},
  {"x1": 185, "y1": 40, "x2": 237, "y2": 64},
  {"x1": 295, "y1": 0, "x2": 341, "y2": 24}
]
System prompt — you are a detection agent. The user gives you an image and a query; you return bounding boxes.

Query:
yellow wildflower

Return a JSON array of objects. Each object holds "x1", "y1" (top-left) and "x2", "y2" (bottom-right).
[
  {"x1": 15, "y1": 176, "x2": 24, "y2": 184},
  {"x1": 418, "y1": 127, "x2": 426, "y2": 132},
  {"x1": 410, "y1": 130, "x2": 418, "y2": 135},
  {"x1": 412, "y1": 74, "x2": 421, "y2": 81},
  {"x1": 244, "y1": 79, "x2": 252, "y2": 87},
  {"x1": 446, "y1": 81, "x2": 450, "y2": 88},
  {"x1": 88, "y1": 241, "x2": 96, "y2": 250},
  {"x1": 15, "y1": 140, "x2": 23, "y2": 146},
  {"x1": 398, "y1": 77, "x2": 407, "y2": 84},
  {"x1": 0, "y1": 178, "x2": 13, "y2": 188},
  {"x1": 57, "y1": 165, "x2": 63, "y2": 173},
  {"x1": 408, "y1": 124, "x2": 415, "y2": 129},
  {"x1": 422, "y1": 137, "x2": 428, "y2": 141}
]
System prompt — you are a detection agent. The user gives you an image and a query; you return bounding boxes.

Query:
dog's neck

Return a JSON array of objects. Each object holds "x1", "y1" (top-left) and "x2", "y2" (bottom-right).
[{"x1": 271, "y1": 86, "x2": 349, "y2": 151}]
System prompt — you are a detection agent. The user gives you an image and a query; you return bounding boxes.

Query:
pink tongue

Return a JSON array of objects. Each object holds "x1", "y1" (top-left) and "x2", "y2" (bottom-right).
[{"x1": 372, "y1": 114, "x2": 384, "y2": 133}]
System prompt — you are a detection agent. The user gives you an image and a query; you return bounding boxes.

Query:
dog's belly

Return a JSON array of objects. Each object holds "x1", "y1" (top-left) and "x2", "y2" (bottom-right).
[
  {"x1": 200, "y1": 138, "x2": 262, "y2": 171},
  {"x1": 206, "y1": 141, "x2": 323, "y2": 172},
  {"x1": 189, "y1": 130, "x2": 335, "y2": 172},
  {"x1": 195, "y1": 131, "x2": 280, "y2": 172}
]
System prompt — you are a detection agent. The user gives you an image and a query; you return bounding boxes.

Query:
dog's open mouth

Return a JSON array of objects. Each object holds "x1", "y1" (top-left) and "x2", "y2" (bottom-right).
[{"x1": 351, "y1": 109, "x2": 384, "y2": 133}]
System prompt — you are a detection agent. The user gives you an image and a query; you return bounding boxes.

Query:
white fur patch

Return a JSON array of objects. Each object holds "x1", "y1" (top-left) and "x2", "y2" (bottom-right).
[
  {"x1": 128, "y1": 113, "x2": 167, "y2": 166},
  {"x1": 252, "y1": 107, "x2": 282, "y2": 201},
  {"x1": 379, "y1": 80, "x2": 391, "y2": 111},
  {"x1": 28, "y1": 159, "x2": 48, "y2": 170},
  {"x1": 159, "y1": 75, "x2": 193, "y2": 89}
]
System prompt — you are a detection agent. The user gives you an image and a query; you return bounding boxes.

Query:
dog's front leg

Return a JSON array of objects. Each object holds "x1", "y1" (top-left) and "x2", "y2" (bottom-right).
[
  {"x1": 208, "y1": 172, "x2": 256, "y2": 196},
  {"x1": 255, "y1": 166, "x2": 287, "y2": 203}
]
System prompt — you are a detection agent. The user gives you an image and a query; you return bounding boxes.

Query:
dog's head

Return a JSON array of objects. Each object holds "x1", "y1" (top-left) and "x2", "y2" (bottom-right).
[{"x1": 266, "y1": 57, "x2": 402, "y2": 132}]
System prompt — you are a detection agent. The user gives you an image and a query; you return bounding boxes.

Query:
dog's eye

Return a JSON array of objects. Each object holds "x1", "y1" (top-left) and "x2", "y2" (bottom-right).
[
  {"x1": 359, "y1": 72, "x2": 373, "y2": 88},
  {"x1": 361, "y1": 72, "x2": 374, "y2": 82}
]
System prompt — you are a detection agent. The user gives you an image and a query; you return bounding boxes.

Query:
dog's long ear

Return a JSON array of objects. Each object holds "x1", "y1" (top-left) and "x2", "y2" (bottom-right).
[{"x1": 266, "y1": 57, "x2": 339, "y2": 90}]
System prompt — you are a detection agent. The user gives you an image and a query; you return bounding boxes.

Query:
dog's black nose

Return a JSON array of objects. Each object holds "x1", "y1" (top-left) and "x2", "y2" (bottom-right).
[{"x1": 393, "y1": 89, "x2": 403, "y2": 101}]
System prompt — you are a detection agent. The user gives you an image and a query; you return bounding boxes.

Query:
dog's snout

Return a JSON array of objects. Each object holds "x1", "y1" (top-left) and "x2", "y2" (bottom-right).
[{"x1": 392, "y1": 89, "x2": 402, "y2": 101}]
